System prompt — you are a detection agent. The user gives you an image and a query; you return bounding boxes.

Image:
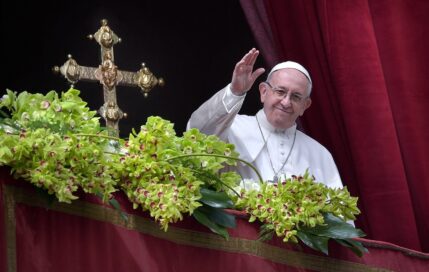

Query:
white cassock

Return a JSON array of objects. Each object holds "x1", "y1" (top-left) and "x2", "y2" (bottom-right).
[{"x1": 187, "y1": 85, "x2": 343, "y2": 189}]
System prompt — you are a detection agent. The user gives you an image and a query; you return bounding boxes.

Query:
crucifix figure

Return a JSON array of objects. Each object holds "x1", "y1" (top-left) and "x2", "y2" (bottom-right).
[{"x1": 53, "y1": 19, "x2": 165, "y2": 136}]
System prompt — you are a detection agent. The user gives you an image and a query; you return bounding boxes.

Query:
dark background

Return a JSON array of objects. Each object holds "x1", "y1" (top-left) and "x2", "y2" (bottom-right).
[{"x1": 1, "y1": 0, "x2": 265, "y2": 137}]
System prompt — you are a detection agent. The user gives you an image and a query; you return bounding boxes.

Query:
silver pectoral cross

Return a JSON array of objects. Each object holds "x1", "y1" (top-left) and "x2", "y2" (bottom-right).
[
  {"x1": 269, "y1": 172, "x2": 287, "y2": 184},
  {"x1": 273, "y1": 174, "x2": 279, "y2": 183},
  {"x1": 267, "y1": 175, "x2": 279, "y2": 184},
  {"x1": 53, "y1": 19, "x2": 165, "y2": 136}
]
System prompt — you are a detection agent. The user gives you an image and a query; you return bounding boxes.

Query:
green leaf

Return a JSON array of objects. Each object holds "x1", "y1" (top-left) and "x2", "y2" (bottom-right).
[
  {"x1": 258, "y1": 224, "x2": 274, "y2": 242},
  {"x1": 199, "y1": 187, "x2": 234, "y2": 209},
  {"x1": 301, "y1": 213, "x2": 365, "y2": 239},
  {"x1": 297, "y1": 231, "x2": 329, "y2": 255},
  {"x1": 0, "y1": 109, "x2": 10, "y2": 118},
  {"x1": 192, "y1": 169, "x2": 240, "y2": 197},
  {"x1": 109, "y1": 197, "x2": 128, "y2": 222},
  {"x1": 0, "y1": 123, "x2": 18, "y2": 134},
  {"x1": 95, "y1": 192, "x2": 128, "y2": 222},
  {"x1": 0, "y1": 118, "x2": 20, "y2": 134},
  {"x1": 335, "y1": 238, "x2": 368, "y2": 257},
  {"x1": 197, "y1": 204, "x2": 236, "y2": 228},
  {"x1": 193, "y1": 207, "x2": 229, "y2": 239}
]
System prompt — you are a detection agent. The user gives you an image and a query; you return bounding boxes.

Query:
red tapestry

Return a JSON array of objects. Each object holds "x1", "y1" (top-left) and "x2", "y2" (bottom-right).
[{"x1": 1, "y1": 169, "x2": 428, "y2": 272}]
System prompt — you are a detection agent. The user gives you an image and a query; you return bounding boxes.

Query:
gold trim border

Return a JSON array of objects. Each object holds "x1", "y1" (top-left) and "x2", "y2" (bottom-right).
[{"x1": 3, "y1": 184, "x2": 392, "y2": 272}]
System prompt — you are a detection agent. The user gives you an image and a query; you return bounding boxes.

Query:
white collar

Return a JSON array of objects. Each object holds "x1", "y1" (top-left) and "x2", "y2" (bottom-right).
[{"x1": 256, "y1": 110, "x2": 296, "y2": 137}]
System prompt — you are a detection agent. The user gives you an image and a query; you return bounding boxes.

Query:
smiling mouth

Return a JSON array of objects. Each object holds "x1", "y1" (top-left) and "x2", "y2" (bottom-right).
[{"x1": 274, "y1": 106, "x2": 293, "y2": 114}]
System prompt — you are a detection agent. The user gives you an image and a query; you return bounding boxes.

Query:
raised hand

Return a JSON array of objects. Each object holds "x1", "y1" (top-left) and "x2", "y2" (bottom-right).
[{"x1": 230, "y1": 48, "x2": 265, "y2": 95}]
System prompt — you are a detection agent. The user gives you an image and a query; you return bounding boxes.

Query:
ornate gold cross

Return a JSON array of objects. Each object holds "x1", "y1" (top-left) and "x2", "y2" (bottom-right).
[{"x1": 53, "y1": 19, "x2": 164, "y2": 136}]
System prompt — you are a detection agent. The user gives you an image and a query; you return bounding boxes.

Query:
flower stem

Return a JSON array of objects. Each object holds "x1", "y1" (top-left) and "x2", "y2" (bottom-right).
[
  {"x1": 189, "y1": 168, "x2": 241, "y2": 197},
  {"x1": 75, "y1": 133, "x2": 121, "y2": 141},
  {"x1": 167, "y1": 153, "x2": 264, "y2": 184}
]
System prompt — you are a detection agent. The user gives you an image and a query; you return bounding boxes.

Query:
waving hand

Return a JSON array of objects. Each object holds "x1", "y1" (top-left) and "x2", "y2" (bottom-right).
[{"x1": 230, "y1": 48, "x2": 265, "y2": 95}]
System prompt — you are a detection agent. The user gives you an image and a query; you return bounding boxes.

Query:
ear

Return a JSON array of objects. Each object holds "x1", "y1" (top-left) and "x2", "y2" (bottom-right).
[
  {"x1": 259, "y1": 82, "x2": 268, "y2": 103},
  {"x1": 300, "y1": 97, "x2": 312, "y2": 116}
]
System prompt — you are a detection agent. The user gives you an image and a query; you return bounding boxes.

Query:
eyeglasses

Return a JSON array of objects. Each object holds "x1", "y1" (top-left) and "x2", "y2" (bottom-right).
[{"x1": 265, "y1": 82, "x2": 307, "y2": 104}]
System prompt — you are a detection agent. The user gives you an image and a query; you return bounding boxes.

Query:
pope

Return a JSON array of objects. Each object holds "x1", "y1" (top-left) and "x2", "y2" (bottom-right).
[{"x1": 187, "y1": 48, "x2": 342, "y2": 189}]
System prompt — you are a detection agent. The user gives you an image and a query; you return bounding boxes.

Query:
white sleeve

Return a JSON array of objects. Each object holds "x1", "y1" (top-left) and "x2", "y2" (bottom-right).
[
  {"x1": 187, "y1": 84, "x2": 245, "y2": 140},
  {"x1": 222, "y1": 84, "x2": 246, "y2": 113}
]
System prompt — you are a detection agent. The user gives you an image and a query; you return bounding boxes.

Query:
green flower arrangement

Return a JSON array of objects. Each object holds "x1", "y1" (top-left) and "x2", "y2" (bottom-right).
[
  {"x1": 0, "y1": 89, "x2": 117, "y2": 202},
  {"x1": 236, "y1": 173, "x2": 366, "y2": 255},
  {"x1": 0, "y1": 88, "x2": 367, "y2": 256}
]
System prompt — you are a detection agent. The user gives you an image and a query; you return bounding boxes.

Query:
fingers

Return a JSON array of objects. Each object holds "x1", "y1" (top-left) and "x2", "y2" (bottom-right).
[
  {"x1": 230, "y1": 48, "x2": 265, "y2": 94},
  {"x1": 242, "y1": 48, "x2": 259, "y2": 66},
  {"x1": 247, "y1": 48, "x2": 259, "y2": 67},
  {"x1": 235, "y1": 48, "x2": 261, "y2": 71},
  {"x1": 251, "y1": 67, "x2": 266, "y2": 82}
]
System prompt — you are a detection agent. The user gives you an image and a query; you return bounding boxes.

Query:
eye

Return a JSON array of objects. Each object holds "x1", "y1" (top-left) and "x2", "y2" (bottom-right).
[
  {"x1": 274, "y1": 89, "x2": 287, "y2": 97},
  {"x1": 291, "y1": 93, "x2": 303, "y2": 102}
]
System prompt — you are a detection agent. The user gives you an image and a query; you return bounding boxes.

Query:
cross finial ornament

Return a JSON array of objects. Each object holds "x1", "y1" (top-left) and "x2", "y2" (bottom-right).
[{"x1": 53, "y1": 19, "x2": 165, "y2": 136}]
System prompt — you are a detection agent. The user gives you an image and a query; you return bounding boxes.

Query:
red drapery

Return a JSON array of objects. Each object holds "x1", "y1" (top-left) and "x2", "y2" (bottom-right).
[
  {"x1": 241, "y1": 0, "x2": 429, "y2": 252},
  {"x1": 2, "y1": 172, "x2": 429, "y2": 272}
]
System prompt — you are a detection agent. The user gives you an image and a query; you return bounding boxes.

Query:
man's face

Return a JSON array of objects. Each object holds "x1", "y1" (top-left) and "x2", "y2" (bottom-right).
[{"x1": 259, "y1": 69, "x2": 312, "y2": 129}]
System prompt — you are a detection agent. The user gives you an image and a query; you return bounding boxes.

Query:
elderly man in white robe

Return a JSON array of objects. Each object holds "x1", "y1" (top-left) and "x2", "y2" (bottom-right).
[{"x1": 187, "y1": 48, "x2": 342, "y2": 190}]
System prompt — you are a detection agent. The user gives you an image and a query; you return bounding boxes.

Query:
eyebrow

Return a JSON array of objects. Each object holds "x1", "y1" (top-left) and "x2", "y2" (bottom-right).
[
  {"x1": 267, "y1": 82, "x2": 307, "y2": 97},
  {"x1": 274, "y1": 87, "x2": 303, "y2": 95}
]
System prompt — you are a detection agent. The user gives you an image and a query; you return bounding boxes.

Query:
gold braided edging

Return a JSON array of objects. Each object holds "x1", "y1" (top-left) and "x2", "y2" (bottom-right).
[
  {"x1": 359, "y1": 239, "x2": 429, "y2": 260},
  {"x1": 3, "y1": 184, "x2": 392, "y2": 272}
]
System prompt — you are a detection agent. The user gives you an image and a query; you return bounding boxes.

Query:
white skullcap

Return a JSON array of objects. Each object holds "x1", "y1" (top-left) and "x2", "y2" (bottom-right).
[{"x1": 268, "y1": 61, "x2": 312, "y2": 84}]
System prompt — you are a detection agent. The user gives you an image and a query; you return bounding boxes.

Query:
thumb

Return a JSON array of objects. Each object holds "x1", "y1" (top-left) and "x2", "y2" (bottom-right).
[{"x1": 251, "y1": 68, "x2": 266, "y2": 83}]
